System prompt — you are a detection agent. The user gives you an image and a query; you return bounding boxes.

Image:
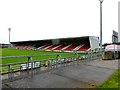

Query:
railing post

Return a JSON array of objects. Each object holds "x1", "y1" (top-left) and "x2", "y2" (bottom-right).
[
  {"x1": 8, "y1": 65, "x2": 14, "y2": 79},
  {"x1": 64, "y1": 58, "x2": 67, "y2": 67},
  {"x1": 31, "y1": 58, "x2": 33, "y2": 78},
  {"x1": 56, "y1": 58, "x2": 58, "y2": 68},
  {"x1": 54, "y1": 59, "x2": 57, "y2": 68},
  {"x1": 20, "y1": 65, "x2": 23, "y2": 76},
  {"x1": 44, "y1": 60, "x2": 46, "y2": 68},
  {"x1": 8, "y1": 64, "x2": 11, "y2": 73},
  {"x1": 51, "y1": 60, "x2": 53, "y2": 67},
  {"x1": 50, "y1": 60, "x2": 52, "y2": 69},
  {"x1": 27, "y1": 56, "x2": 31, "y2": 75},
  {"x1": 0, "y1": 68, "x2": 2, "y2": 75},
  {"x1": 56, "y1": 54, "x2": 60, "y2": 68},
  {"x1": 39, "y1": 61, "x2": 41, "y2": 68}
]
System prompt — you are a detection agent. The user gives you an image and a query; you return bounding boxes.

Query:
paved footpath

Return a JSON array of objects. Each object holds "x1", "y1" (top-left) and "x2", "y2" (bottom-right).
[{"x1": 2, "y1": 59, "x2": 119, "y2": 88}]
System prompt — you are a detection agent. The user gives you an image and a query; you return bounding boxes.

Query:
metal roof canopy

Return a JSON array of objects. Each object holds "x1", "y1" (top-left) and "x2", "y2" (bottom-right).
[{"x1": 11, "y1": 36, "x2": 97, "y2": 44}]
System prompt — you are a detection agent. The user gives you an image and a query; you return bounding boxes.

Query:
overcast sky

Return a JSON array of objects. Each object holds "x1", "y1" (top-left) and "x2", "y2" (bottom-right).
[{"x1": 0, "y1": 0, "x2": 119, "y2": 44}]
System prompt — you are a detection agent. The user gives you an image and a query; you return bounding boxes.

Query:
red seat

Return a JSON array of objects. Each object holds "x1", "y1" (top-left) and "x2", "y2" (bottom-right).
[
  {"x1": 77, "y1": 44, "x2": 90, "y2": 51},
  {"x1": 64, "y1": 45, "x2": 78, "y2": 51}
]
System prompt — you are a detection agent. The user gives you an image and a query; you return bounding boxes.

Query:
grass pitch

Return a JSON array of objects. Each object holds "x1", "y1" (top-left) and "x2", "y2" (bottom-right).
[
  {"x1": 1, "y1": 48, "x2": 85, "y2": 74},
  {"x1": 1, "y1": 48, "x2": 84, "y2": 64}
]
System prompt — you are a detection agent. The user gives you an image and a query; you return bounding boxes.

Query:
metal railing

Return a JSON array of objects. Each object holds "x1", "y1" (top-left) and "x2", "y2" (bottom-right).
[
  {"x1": 1, "y1": 50, "x2": 101, "y2": 83},
  {"x1": 1, "y1": 57, "x2": 79, "y2": 83}
]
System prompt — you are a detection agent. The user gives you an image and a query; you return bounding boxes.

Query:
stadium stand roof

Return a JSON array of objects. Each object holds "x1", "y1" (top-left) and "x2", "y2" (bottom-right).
[
  {"x1": 11, "y1": 36, "x2": 99, "y2": 51},
  {"x1": 11, "y1": 36, "x2": 98, "y2": 43}
]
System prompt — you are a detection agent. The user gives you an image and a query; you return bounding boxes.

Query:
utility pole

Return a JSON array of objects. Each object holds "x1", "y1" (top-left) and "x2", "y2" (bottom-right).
[
  {"x1": 8, "y1": 28, "x2": 11, "y2": 47},
  {"x1": 99, "y1": 0, "x2": 104, "y2": 57}
]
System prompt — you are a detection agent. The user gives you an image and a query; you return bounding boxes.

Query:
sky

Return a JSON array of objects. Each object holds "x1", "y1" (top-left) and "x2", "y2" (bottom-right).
[{"x1": 0, "y1": 0, "x2": 119, "y2": 44}]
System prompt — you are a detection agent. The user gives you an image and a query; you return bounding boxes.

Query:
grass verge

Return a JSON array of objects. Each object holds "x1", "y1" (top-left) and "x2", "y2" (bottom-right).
[{"x1": 99, "y1": 69, "x2": 120, "y2": 88}]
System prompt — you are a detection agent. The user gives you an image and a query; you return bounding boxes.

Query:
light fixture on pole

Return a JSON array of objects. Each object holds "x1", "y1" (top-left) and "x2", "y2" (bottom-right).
[
  {"x1": 8, "y1": 28, "x2": 11, "y2": 47},
  {"x1": 99, "y1": 0, "x2": 104, "y2": 54}
]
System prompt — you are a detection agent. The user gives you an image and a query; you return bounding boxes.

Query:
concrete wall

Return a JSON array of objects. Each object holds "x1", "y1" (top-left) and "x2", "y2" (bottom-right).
[
  {"x1": 102, "y1": 51, "x2": 120, "y2": 59},
  {"x1": 89, "y1": 36, "x2": 99, "y2": 50}
]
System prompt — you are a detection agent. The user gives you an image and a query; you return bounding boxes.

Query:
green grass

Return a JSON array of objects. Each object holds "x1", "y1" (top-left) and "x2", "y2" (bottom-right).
[
  {"x1": 99, "y1": 69, "x2": 120, "y2": 88},
  {"x1": 2, "y1": 48, "x2": 71, "y2": 56},
  {"x1": 0, "y1": 48, "x2": 86, "y2": 74},
  {"x1": 1, "y1": 48, "x2": 84, "y2": 64}
]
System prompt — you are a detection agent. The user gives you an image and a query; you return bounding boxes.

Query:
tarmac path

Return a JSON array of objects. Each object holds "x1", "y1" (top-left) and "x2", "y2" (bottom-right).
[{"x1": 2, "y1": 59, "x2": 119, "y2": 88}]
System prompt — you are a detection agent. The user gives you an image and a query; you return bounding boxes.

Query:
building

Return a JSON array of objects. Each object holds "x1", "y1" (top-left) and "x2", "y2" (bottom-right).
[
  {"x1": 0, "y1": 44, "x2": 9, "y2": 48},
  {"x1": 11, "y1": 36, "x2": 99, "y2": 53}
]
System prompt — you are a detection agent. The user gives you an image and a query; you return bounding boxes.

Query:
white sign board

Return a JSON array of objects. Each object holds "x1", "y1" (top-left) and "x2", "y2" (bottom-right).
[
  {"x1": 21, "y1": 62, "x2": 40, "y2": 70},
  {"x1": 105, "y1": 45, "x2": 120, "y2": 51}
]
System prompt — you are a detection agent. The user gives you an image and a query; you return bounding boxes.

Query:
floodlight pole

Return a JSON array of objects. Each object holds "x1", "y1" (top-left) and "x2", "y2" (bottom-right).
[
  {"x1": 8, "y1": 28, "x2": 11, "y2": 47},
  {"x1": 99, "y1": 0, "x2": 104, "y2": 55}
]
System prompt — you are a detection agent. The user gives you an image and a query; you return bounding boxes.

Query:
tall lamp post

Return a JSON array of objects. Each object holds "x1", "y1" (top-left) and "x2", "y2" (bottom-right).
[
  {"x1": 99, "y1": 0, "x2": 104, "y2": 55},
  {"x1": 8, "y1": 28, "x2": 11, "y2": 47}
]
